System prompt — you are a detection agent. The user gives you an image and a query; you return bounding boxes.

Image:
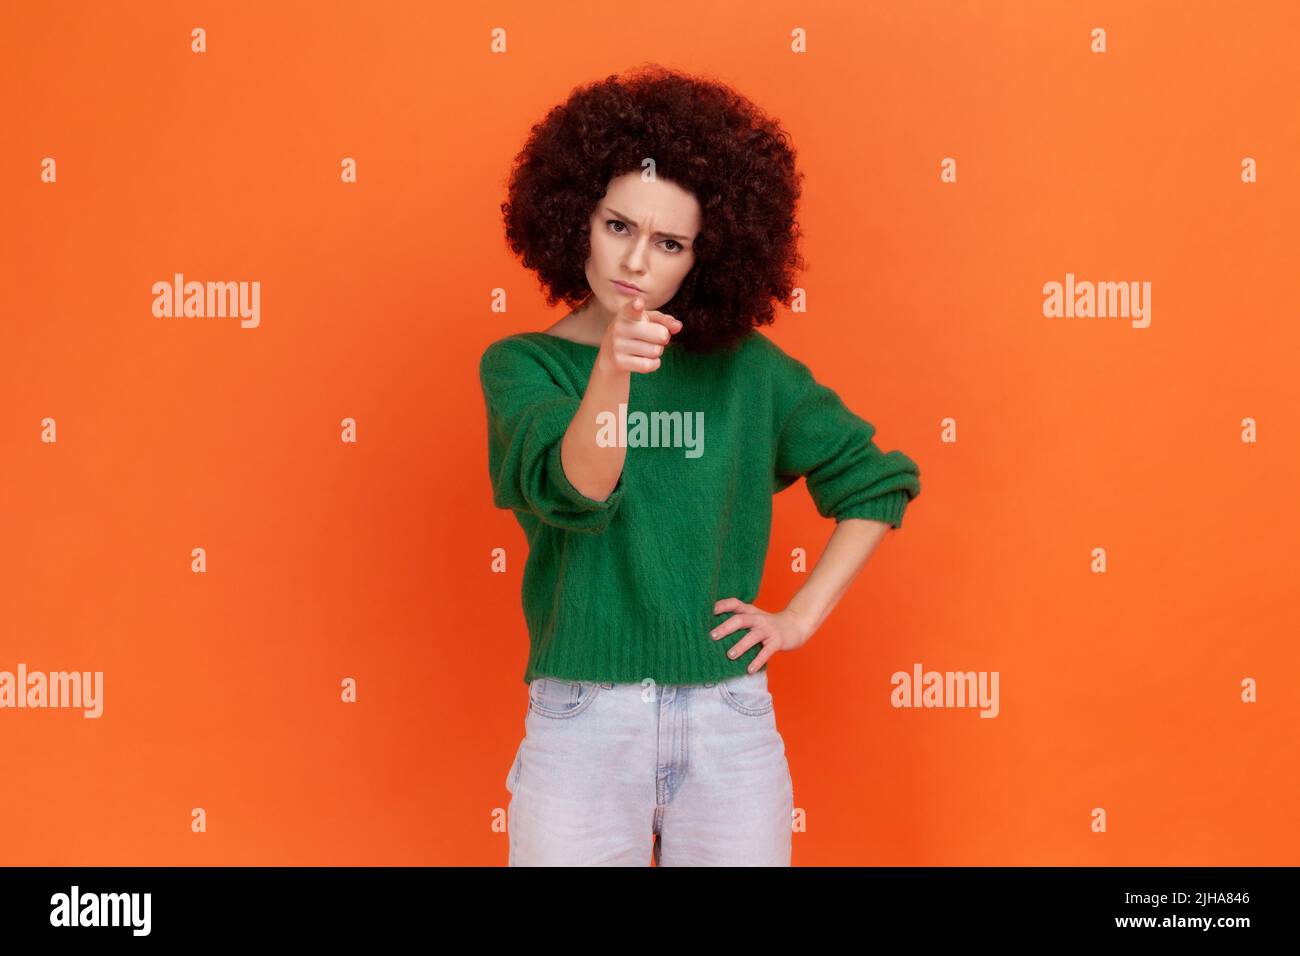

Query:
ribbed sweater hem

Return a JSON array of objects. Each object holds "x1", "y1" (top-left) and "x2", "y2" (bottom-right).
[{"x1": 521, "y1": 619, "x2": 769, "y2": 687}]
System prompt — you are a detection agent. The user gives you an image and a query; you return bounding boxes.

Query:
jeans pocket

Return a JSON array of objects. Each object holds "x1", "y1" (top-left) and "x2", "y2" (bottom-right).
[
  {"x1": 504, "y1": 741, "x2": 523, "y2": 794},
  {"x1": 716, "y1": 668, "x2": 774, "y2": 717},
  {"x1": 527, "y1": 677, "x2": 603, "y2": 719}
]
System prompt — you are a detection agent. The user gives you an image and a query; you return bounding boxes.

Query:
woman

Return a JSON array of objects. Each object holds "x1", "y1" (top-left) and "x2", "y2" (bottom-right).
[{"x1": 480, "y1": 64, "x2": 922, "y2": 865}]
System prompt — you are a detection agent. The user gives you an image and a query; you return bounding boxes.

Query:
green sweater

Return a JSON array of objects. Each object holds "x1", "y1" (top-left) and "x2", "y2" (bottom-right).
[{"x1": 479, "y1": 330, "x2": 921, "y2": 686}]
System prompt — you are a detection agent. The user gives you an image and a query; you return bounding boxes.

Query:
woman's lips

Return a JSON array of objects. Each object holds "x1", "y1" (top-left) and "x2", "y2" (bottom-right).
[{"x1": 612, "y1": 280, "x2": 643, "y2": 295}]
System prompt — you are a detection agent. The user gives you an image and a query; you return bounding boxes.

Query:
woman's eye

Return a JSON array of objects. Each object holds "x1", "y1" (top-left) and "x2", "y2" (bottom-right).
[{"x1": 607, "y1": 219, "x2": 683, "y2": 253}]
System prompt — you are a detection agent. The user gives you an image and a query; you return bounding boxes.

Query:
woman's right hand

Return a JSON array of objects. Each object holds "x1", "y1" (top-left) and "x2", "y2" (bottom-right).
[{"x1": 596, "y1": 296, "x2": 683, "y2": 375}]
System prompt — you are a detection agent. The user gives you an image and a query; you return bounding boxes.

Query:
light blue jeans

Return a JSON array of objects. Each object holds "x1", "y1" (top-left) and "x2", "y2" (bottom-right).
[{"x1": 504, "y1": 668, "x2": 794, "y2": 866}]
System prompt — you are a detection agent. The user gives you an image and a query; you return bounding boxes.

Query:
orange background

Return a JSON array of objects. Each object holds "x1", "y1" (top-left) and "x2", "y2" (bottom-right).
[{"x1": 2, "y1": 0, "x2": 1298, "y2": 865}]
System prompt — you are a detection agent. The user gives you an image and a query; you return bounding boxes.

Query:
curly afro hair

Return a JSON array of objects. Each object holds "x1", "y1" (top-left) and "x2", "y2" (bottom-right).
[{"x1": 501, "y1": 63, "x2": 807, "y2": 355}]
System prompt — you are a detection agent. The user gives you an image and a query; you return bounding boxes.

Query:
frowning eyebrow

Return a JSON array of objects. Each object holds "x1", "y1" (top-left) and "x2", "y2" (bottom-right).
[{"x1": 605, "y1": 207, "x2": 694, "y2": 243}]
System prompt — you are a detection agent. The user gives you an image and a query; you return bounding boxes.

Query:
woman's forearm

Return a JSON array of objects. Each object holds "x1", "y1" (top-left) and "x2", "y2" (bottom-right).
[
  {"x1": 559, "y1": 357, "x2": 630, "y2": 502},
  {"x1": 785, "y1": 518, "x2": 892, "y2": 635}
]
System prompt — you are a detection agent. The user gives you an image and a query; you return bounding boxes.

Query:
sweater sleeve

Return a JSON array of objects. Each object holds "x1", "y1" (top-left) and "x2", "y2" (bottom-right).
[
  {"x1": 773, "y1": 363, "x2": 921, "y2": 529},
  {"x1": 479, "y1": 338, "x2": 626, "y2": 535}
]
